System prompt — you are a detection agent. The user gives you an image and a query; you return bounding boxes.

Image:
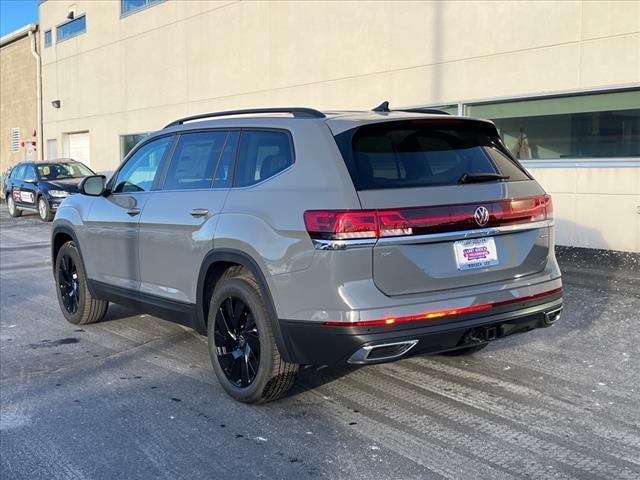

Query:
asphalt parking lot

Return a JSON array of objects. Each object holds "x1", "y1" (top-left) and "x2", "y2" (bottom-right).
[{"x1": 1, "y1": 206, "x2": 639, "y2": 480}]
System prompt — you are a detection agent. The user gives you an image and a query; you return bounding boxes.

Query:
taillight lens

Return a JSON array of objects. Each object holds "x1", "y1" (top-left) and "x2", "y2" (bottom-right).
[
  {"x1": 303, "y1": 210, "x2": 378, "y2": 240},
  {"x1": 304, "y1": 195, "x2": 553, "y2": 241}
]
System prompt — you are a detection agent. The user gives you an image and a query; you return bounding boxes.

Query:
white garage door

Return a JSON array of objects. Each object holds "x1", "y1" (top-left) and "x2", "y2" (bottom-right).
[{"x1": 67, "y1": 132, "x2": 90, "y2": 166}]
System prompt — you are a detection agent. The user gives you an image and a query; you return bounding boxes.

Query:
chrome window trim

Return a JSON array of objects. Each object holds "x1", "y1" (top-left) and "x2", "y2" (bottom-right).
[{"x1": 311, "y1": 219, "x2": 553, "y2": 250}]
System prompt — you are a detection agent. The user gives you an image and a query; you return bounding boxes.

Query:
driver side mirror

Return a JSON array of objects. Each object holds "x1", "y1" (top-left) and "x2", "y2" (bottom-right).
[{"x1": 79, "y1": 175, "x2": 107, "y2": 196}]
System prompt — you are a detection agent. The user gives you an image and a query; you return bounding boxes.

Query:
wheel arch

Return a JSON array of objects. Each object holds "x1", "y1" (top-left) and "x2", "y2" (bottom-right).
[
  {"x1": 51, "y1": 225, "x2": 97, "y2": 297},
  {"x1": 196, "y1": 249, "x2": 293, "y2": 362}
]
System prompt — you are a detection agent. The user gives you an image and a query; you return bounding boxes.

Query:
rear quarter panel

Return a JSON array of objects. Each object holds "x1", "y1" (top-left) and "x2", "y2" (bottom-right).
[{"x1": 215, "y1": 122, "x2": 362, "y2": 317}]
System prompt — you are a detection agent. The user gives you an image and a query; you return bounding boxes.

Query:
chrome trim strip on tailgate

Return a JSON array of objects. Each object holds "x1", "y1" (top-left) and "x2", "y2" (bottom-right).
[
  {"x1": 312, "y1": 219, "x2": 553, "y2": 250},
  {"x1": 377, "y1": 219, "x2": 554, "y2": 245}
]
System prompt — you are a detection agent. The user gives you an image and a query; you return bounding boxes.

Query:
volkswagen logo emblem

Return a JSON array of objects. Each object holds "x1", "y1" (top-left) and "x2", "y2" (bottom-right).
[{"x1": 474, "y1": 206, "x2": 490, "y2": 227}]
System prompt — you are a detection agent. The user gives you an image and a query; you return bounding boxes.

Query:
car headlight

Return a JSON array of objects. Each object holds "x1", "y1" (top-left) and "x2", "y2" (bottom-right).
[{"x1": 48, "y1": 190, "x2": 70, "y2": 198}]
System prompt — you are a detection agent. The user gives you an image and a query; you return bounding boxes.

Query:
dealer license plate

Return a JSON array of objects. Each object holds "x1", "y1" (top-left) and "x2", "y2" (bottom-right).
[{"x1": 454, "y1": 237, "x2": 499, "y2": 270}]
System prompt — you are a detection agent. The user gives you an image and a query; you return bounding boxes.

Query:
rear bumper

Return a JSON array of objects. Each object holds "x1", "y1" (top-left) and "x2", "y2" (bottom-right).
[{"x1": 278, "y1": 291, "x2": 562, "y2": 365}]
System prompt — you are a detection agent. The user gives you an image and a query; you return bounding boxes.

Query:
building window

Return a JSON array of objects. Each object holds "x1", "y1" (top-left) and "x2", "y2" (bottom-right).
[
  {"x1": 10, "y1": 128, "x2": 20, "y2": 153},
  {"x1": 121, "y1": 0, "x2": 164, "y2": 17},
  {"x1": 44, "y1": 29, "x2": 52, "y2": 48},
  {"x1": 466, "y1": 90, "x2": 640, "y2": 160},
  {"x1": 120, "y1": 133, "x2": 149, "y2": 160},
  {"x1": 57, "y1": 15, "x2": 86, "y2": 43}
]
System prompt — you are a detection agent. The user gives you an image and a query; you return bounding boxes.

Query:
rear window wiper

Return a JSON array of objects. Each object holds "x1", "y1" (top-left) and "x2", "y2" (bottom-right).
[{"x1": 458, "y1": 172, "x2": 510, "y2": 184}]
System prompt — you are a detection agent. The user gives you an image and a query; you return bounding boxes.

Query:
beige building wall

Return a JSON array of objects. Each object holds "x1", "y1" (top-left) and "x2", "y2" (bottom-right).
[
  {"x1": 39, "y1": 0, "x2": 640, "y2": 251},
  {"x1": 0, "y1": 27, "x2": 39, "y2": 175}
]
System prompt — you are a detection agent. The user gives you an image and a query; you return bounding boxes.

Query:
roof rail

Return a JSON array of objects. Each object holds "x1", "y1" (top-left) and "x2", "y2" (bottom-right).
[
  {"x1": 397, "y1": 107, "x2": 451, "y2": 115},
  {"x1": 164, "y1": 107, "x2": 326, "y2": 128}
]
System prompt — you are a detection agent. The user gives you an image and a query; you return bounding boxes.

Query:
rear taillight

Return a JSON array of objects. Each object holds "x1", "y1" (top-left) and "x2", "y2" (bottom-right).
[
  {"x1": 303, "y1": 210, "x2": 378, "y2": 240},
  {"x1": 304, "y1": 195, "x2": 553, "y2": 241}
]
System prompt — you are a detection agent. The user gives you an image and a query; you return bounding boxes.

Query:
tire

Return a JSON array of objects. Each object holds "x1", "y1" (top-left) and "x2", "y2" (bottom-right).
[
  {"x1": 54, "y1": 242, "x2": 108, "y2": 325},
  {"x1": 6, "y1": 195, "x2": 21, "y2": 217},
  {"x1": 441, "y1": 344, "x2": 488, "y2": 356},
  {"x1": 38, "y1": 197, "x2": 54, "y2": 222},
  {"x1": 207, "y1": 268, "x2": 298, "y2": 403}
]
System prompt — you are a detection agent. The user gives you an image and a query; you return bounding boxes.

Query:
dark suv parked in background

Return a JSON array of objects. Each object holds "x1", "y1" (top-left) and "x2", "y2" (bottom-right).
[
  {"x1": 4, "y1": 159, "x2": 95, "y2": 221},
  {"x1": 51, "y1": 105, "x2": 563, "y2": 403}
]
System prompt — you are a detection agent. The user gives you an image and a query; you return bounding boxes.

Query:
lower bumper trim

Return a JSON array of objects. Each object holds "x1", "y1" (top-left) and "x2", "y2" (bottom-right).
[{"x1": 279, "y1": 296, "x2": 563, "y2": 365}]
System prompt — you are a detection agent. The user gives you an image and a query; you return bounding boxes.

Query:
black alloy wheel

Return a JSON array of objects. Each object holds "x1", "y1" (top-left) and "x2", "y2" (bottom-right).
[
  {"x1": 214, "y1": 296, "x2": 260, "y2": 388},
  {"x1": 58, "y1": 253, "x2": 80, "y2": 315}
]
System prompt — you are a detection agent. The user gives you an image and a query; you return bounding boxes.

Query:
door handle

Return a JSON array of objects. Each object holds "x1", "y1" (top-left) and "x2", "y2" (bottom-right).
[
  {"x1": 127, "y1": 208, "x2": 141, "y2": 216},
  {"x1": 190, "y1": 208, "x2": 209, "y2": 217}
]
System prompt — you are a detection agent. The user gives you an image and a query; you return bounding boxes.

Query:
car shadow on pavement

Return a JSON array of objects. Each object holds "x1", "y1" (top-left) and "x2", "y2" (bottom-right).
[
  {"x1": 102, "y1": 303, "x2": 143, "y2": 322},
  {"x1": 289, "y1": 364, "x2": 363, "y2": 397}
]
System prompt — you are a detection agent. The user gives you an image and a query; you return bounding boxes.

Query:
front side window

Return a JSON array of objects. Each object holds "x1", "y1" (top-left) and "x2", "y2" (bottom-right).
[
  {"x1": 164, "y1": 131, "x2": 228, "y2": 191},
  {"x1": 37, "y1": 162, "x2": 94, "y2": 180},
  {"x1": 235, "y1": 130, "x2": 294, "y2": 187},
  {"x1": 23, "y1": 165, "x2": 37, "y2": 182},
  {"x1": 57, "y1": 15, "x2": 86, "y2": 43},
  {"x1": 121, "y1": 0, "x2": 164, "y2": 17},
  {"x1": 113, "y1": 136, "x2": 172, "y2": 193},
  {"x1": 44, "y1": 30, "x2": 52, "y2": 48},
  {"x1": 335, "y1": 120, "x2": 529, "y2": 191},
  {"x1": 467, "y1": 90, "x2": 640, "y2": 160}
]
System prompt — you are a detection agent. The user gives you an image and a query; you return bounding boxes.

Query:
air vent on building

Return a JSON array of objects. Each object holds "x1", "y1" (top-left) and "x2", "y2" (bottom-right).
[{"x1": 10, "y1": 128, "x2": 20, "y2": 153}]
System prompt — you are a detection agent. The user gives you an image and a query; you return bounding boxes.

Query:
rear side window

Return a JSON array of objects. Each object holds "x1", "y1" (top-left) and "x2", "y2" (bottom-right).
[
  {"x1": 164, "y1": 131, "x2": 228, "y2": 190},
  {"x1": 235, "y1": 130, "x2": 293, "y2": 187},
  {"x1": 335, "y1": 120, "x2": 530, "y2": 190},
  {"x1": 11, "y1": 165, "x2": 25, "y2": 180}
]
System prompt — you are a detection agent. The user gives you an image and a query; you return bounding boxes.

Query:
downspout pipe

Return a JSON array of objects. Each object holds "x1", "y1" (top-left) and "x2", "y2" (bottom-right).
[{"x1": 28, "y1": 28, "x2": 43, "y2": 162}]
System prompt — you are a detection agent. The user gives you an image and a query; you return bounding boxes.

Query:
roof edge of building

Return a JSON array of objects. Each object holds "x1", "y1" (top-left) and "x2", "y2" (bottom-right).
[{"x1": 0, "y1": 23, "x2": 38, "y2": 48}]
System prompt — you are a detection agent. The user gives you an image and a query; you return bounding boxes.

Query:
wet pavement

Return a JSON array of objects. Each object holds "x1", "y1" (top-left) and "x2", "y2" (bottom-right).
[{"x1": 1, "y1": 207, "x2": 639, "y2": 479}]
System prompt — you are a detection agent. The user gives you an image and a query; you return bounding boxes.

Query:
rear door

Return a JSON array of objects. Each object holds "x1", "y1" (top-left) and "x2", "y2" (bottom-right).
[
  {"x1": 7, "y1": 164, "x2": 25, "y2": 204},
  {"x1": 334, "y1": 119, "x2": 552, "y2": 296},
  {"x1": 138, "y1": 130, "x2": 238, "y2": 304}
]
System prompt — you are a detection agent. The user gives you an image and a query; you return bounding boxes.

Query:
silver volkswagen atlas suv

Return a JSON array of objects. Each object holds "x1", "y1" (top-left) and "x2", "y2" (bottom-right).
[{"x1": 51, "y1": 104, "x2": 563, "y2": 403}]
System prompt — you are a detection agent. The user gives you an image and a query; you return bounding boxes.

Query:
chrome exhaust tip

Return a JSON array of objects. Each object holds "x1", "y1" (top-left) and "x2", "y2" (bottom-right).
[
  {"x1": 544, "y1": 307, "x2": 563, "y2": 325},
  {"x1": 348, "y1": 340, "x2": 419, "y2": 364}
]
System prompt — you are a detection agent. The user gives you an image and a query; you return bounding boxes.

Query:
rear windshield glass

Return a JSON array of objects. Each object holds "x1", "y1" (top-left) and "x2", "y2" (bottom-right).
[{"x1": 334, "y1": 120, "x2": 530, "y2": 190}]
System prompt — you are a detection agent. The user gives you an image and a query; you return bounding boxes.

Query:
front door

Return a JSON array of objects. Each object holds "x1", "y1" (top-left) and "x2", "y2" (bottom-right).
[
  {"x1": 81, "y1": 135, "x2": 174, "y2": 290},
  {"x1": 138, "y1": 130, "x2": 238, "y2": 304},
  {"x1": 17, "y1": 164, "x2": 39, "y2": 210}
]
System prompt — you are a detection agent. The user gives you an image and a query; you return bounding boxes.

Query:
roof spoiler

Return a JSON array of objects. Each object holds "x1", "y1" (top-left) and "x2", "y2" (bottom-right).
[{"x1": 371, "y1": 100, "x2": 451, "y2": 116}]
